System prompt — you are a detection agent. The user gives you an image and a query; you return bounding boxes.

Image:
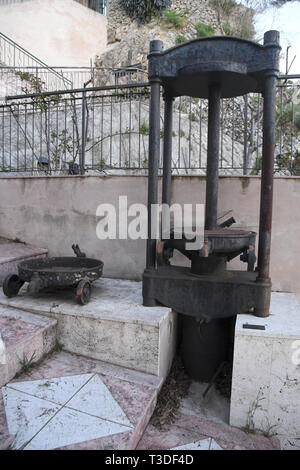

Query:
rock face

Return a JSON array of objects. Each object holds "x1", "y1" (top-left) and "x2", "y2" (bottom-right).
[
  {"x1": 96, "y1": 0, "x2": 220, "y2": 79},
  {"x1": 0, "y1": 1, "x2": 259, "y2": 175},
  {"x1": 95, "y1": 0, "x2": 254, "y2": 78},
  {"x1": 90, "y1": 1, "x2": 255, "y2": 174}
]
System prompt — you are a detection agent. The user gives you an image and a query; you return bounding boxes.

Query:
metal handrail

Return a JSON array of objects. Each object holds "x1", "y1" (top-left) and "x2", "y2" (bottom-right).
[
  {"x1": 0, "y1": 32, "x2": 72, "y2": 87},
  {"x1": 0, "y1": 65, "x2": 148, "y2": 96},
  {"x1": 73, "y1": 0, "x2": 106, "y2": 15},
  {"x1": 0, "y1": 0, "x2": 32, "y2": 4}
]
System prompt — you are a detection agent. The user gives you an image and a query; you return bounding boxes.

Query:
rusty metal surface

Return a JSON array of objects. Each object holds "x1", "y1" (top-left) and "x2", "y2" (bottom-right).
[
  {"x1": 18, "y1": 257, "x2": 103, "y2": 287},
  {"x1": 144, "y1": 31, "x2": 280, "y2": 318},
  {"x1": 148, "y1": 34, "x2": 280, "y2": 98}
]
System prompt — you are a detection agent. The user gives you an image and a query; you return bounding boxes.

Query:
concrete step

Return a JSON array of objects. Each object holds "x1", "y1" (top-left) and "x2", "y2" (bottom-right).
[
  {"x1": 0, "y1": 278, "x2": 177, "y2": 379},
  {"x1": 0, "y1": 238, "x2": 48, "y2": 286},
  {"x1": 0, "y1": 305, "x2": 57, "y2": 388},
  {"x1": 0, "y1": 350, "x2": 162, "y2": 450}
]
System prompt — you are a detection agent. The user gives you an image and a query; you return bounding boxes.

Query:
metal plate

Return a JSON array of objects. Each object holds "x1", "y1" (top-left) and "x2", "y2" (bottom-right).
[{"x1": 18, "y1": 257, "x2": 103, "y2": 286}]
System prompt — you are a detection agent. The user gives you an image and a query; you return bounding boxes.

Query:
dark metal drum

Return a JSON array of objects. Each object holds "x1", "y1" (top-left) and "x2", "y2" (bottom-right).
[{"x1": 2, "y1": 245, "x2": 103, "y2": 305}]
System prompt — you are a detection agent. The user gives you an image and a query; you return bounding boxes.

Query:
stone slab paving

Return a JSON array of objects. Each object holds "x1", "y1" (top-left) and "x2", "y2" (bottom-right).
[
  {"x1": 0, "y1": 347, "x2": 282, "y2": 451},
  {"x1": 0, "y1": 240, "x2": 48, "y2": 285},
  {"x1": 0, "y1": 278, "x2": 177, "y2": 377},
  {"x1": 0, "y1": 350, "x2": 163, "y2": 450},
  {"x1": 137, "y1": 412, "x2": 281, "y2": 451},
  {"x1": 0, "y1": 305, "x2": 57, "y2": 387},
  {"x1": 230, "y1": 293, "x2": 300, "y2": 450}
]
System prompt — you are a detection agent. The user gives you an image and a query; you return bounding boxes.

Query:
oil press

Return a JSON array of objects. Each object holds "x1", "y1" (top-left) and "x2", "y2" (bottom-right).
[{"x1": 142, "y1": 32, "x2": 281, "y2": 380}]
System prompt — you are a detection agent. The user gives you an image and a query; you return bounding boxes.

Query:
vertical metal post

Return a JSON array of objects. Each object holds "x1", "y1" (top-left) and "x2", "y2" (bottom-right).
[
  {"x1": 162, "y1": 95, "x2": 173, "y2": 207},
  {"x1": 80, "y1": 89, "x2": 86, "y2": 175},
  {"x1": 256, "y1": 30, "x2": 280, "y2": 317},
  {"x1": 243, "y1": 94, "x2": 249, "y2": 175},
  {"x1": 205, "y1": 83, "x2": 221, "y2": 230},
  {"x1": 146, "y1": 40, "x2": 163, "y2": 269}
]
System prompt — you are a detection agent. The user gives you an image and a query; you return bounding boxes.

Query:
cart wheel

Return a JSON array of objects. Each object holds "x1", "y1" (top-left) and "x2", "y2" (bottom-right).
[
  {"x1": 75, "y1": 279, "x2": 91, "y2": 305},
  {"x1": 3, "y1": 274, "x2": 24, "y2": 298}
]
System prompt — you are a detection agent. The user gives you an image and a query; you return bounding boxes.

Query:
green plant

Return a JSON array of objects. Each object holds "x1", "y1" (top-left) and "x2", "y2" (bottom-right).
[
  {"x1": 97, "y1": 158, "x2": 107, "y2": 170},
  {"x1": 175, "y1": 34, "x2": 186, "y2": 44},
  {"x1": 209, "y1": 0, "x2": 236, "y2": 17},
  {"x1": 223, "y1": 23, "x2": 236, "y2": 36},
  {"x1": 18, "y1": 352, "x2": 36, "y2": 373},
  {"x1": 140, "y1": 122, "x2": 149, "y2": 135},
  {"x1": 239, "y1": 23, "x2": 255, "y2": 39},
  {"x1": 162, "y1": 10, "x2": 186, "y2": 28},
  {"x1": 276, "y1": 151, "x2": 300, "y2": 176},
  {"x1": 243, "y1": 387, "x2": 279, "y2": 437},
  {"x1": 54, "y1": 339, "x2": 64, "y2": 352},
  {"x1": 244, "y1": 387, "x2": 265, "y2": 434},
  {"x1": 195, "y1": 23, "x2": 215, "y2": 38},
  {"x1": 121, "y1": 0, "x2": 171, "y2": 24}
]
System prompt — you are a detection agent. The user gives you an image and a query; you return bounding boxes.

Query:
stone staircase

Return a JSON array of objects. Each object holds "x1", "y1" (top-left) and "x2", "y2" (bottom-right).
[
  {"x1": 0, "y1": 305, "x2": 57, "y2": 388},
  {"x1": 0, "y1": 238, "x2": 174, "y2": 450},
  {"x1": 0, "y1": 238, "x2": 48, "y2": 285}
]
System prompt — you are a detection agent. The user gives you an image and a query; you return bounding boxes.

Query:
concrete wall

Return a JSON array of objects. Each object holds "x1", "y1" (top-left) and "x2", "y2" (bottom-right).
[
  {"x1": 0, "y1": 175, "x2": 299, "y2": 294},
  {"x1": 0, "y1": 0, "x2": 107, "y2": 66}
]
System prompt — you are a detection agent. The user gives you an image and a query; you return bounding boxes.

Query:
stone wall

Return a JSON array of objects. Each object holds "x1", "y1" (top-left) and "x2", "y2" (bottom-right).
[
  {"x1": 97, "y1": 0, "x2": 222, "y2": 70},
  {"x1": 0, "y1": 0, "x2": 107, "y2": 67},
  {"x1": 0, "y1": 174, "x2": 299, "y2": 294},
  {"x1": 96, "y1": 0, "x2": 254, "y2": 76},
  {"x1": 106, "y1": 0, "x2": 220, "y2": 46}
]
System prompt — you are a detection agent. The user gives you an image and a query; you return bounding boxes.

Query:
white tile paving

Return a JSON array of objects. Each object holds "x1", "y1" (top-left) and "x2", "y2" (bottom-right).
[
  {"x1": 2, "y1": 387, "x2": 60, "y2": 449},
  {"x1": 24, "y1": 407, "x2": 132, "y2": 450},
  {"x1": 6, "y1": 374, "x2": 93, "y2": 405},
  {"x1": 209, "y1": 439, "x2": 223, "y2": 450},
  {"x1": 171, "y1": 438, "x2": 223, "y2": 451},
  {"x1": 171, "y1": 438, "x2": 211, "y2": 450},
  {"x1": 67, "y1": 375, "x2": 132, "y2": 427},
  {"x1": 2, "y1": 373, "x2": 133, "y2": 450}
]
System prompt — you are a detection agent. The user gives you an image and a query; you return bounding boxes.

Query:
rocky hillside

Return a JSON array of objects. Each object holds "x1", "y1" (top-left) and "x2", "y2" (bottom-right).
[{"x1": 95, "y1": 0, "x2": 255, "y2": 80}]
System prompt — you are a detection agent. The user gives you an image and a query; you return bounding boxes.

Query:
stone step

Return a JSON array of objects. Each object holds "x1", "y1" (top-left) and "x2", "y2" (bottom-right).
[
  {"x1": 0, "y1": 238, "x2": 48, "y2": 286},
  {"x1": 0, "y1": 278, "x2": 177, "y2": 379},
  {"x1": 0, "y1": 305, "x2": 57, "y2": 388},
  {"x1": 0, "y1": 350, "x2": 162, "y2": 450},
  {"x1": 230, "y1": 292, "x2": 300, "y2": 450}
]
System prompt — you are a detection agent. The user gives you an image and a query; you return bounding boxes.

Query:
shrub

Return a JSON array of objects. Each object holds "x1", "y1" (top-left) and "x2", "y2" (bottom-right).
[
  {"x1": 223, "y1": 23, "x2": 236, "y2": 36},
  {"x1": 195, "y1": 23, "x2": 215, "y2": 38},
  {"x1": 209, "y1": 0, "x2": 236, "y2": 16},
  {"x1": 121, "y1": 0, "x2": 171, "y2": 24},
  {"x1": 239, "y1": 23, "x2": 255, "y2": 40},
  {"x1": 176, "y1": 34, "x2": 186, "y2": 44},
  {"x1": 140, "y1": 122, "x2": 149, "y2": 135},
  {"x1": 162, "y1": 10, "x2": 186, "y2": 28}
]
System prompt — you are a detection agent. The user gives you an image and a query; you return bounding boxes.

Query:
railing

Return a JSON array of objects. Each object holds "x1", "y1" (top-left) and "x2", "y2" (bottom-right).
[
  {"x1": 74, "y1": 0, "x2": 106, "y2": 14},
  {"x1": 0, "y1": 76, "x2": 299, "y2": 176},
  {"x1": 0, "y1": 0, "x2": 107, "y2": 10},
  {"x1": 0, "y1": 33, "x2": 71, "y2": 90},
  {"x1": 0, "y1": 65, "x2": 148, "y2": 98},
  {"x1": 0, "y1": 0, "x2": 32, "y2": 4}
]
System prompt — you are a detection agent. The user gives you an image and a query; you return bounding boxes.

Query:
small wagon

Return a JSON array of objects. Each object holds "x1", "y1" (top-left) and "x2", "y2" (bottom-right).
[{"x1": 2, "y1": 245, "x2": 103, "y2": 305}]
